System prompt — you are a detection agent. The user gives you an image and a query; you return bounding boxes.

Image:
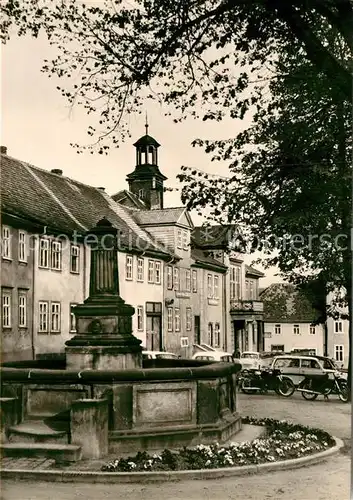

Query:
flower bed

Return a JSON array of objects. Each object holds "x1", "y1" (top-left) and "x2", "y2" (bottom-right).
[{"x1": 101, "y1": 416, "x2": 336, "y2": 472}]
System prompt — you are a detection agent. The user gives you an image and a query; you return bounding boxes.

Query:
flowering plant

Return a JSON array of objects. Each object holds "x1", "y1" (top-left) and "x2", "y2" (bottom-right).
[{"x1": 101, "y1": 417, "x2": 335, "y2": 472}]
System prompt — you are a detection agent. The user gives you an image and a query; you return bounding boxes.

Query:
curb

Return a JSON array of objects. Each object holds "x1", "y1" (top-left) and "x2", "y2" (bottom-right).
[{"x1": 1, "y1": 437, "x2": 343, "y2": 483}]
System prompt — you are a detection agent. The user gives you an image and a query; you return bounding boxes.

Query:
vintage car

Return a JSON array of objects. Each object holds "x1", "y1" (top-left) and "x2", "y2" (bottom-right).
[
  {"x1": 239, "y1": 351, "x2": 263, "y2": 370},
  {"x1": 270, "y1": 354, "x2": 347, "y2": 385},
  {"x1": 191, "y1": 351, "x2": 234, "y2": 363},
  {"x1": 142, "y1": 350, "x2": 180, "y2": 360}
]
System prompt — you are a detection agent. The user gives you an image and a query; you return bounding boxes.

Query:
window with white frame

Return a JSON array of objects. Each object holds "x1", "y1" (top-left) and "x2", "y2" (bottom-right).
[
  {"x1": 249, "y1": 280, "x2": 254, "y2": 299},
  {"x1": 50, "y1": 302, "x2": 61, "y2": 333},
  {"x1": 309, "y1": 325, "x2": 316, "y2": 335},
  {"x1": 177, "y1": 229, "x2": 183, "y2": 249},
  {"x1": 18, "y1": 231, "x2": 27, "y2": 262},
  {"x1": 155, "y1": 261, "x2": 161, "y2": 284},
  {"x1": 51, "y1": 241, "x2": 62, "y2": 270},
  {"x1": 293, "y1": 324, "x2": 300, "y2": 335},
  {"x1": 334, "y1": 321, "x2": 343, "y2": 333},
  {"x1": 208, "y1": 322, "x2": 213, "y2": 346},
  {"x1": 192, "y1": 269, "x2": 197, "y2": 292},
  {"x1": 167, "y1": 307, "x2": 173, "y2": 331},
  {"x1": 182, "y1": 230, "x2": 188, "y2": 250},
  {"x1": 235, "y1": 267, "x2": 241, "y2": 299},
  {"x1": 138, "y1": 189, "x2": 144, "y2": 200},
  {"x1": 39, "y1": 238, "x2": 49, "y2": 268},
  {"x1": 207, "y1": 274, "x2": 213, "y2": 298},
  {"x1": 245, "y1": 279, "x2": 250, "y2": 299},
  {"x1": 185, "y1": 269, "x2": 191, "y2": 292},
  {"x1": 167, "y1": 265, "x2": 173, "y2": 290},
  {"x1": 137, "y1": 305, "x2": 144, "y2": 331},
  {"x1": 125, "y1": 255, "x2": 133, "y2": 280},
  {"x1": 173, "y1": 267, "x2": 180, "y2": 290},
  {"x1": 2, "y1": 290, "x2": 11, "y2": 328},
  {"x1": 334, "y1": 345, "x2": 344, "y2": 362},
  {"x1": 275, "y1": 324, "x2": 281, "y2": 335},
  {"x1": 137, "y1": 257, "x2": 144, "y2": 282},
  {"x1": 70, "y1": 245, "x2": 80, "y2": 273},
  {"x1": 174, "y1": 308, "x2": 181, "y2": 331},
  {"x1": 2, "y1": 226, "x2": 11, "y2": 259},
  {"x1": 186, "y1": 307, "x2": 192, "y2": 331},
  {"x1": 181, "y1": 337, "x2": 189, "y2": 348},
  {"x1": 70, "y1": 303, "x2": 78, "y2": 333},
  {"x1": 214, "y1": 275, "x2": 219, "y2": 299},
  {"x1": 148, "y1": 260, "x2": 155, "y2": 283},
  {"x1": 18, "y1": 291, "x2": 27, "y2": 327},
  {"x1": 38, "y1": 301, "x2": 49, "y2": 333},
  {"x1": 214, "y1": 323, "x2": 220, "y2": 348}
]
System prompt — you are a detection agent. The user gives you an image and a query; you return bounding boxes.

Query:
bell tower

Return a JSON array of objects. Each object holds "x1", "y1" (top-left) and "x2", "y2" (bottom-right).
[{"x1": 126, "y1": 117, "x2": 167, "y2": 210}]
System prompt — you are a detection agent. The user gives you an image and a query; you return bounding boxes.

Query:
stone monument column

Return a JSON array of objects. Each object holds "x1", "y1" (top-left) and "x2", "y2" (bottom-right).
[{"x1": 65, "y1": 218, "x2": 142, "y2": 370}]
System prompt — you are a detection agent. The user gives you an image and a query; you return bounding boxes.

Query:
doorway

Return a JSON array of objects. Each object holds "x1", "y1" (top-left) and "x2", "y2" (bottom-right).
[
  {"x1": 194, "y1": 315, "x2": 201, "y2": 345},
  {"x1": 146, "y1": 315, "x2": 162, "y2": 351}
]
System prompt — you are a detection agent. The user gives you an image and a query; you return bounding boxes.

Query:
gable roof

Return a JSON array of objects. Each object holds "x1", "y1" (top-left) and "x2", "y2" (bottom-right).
[
  {"x1": 111, "y1": 189, "x2": 147, "y2": 209},
  {"x1": 191, "y1": 248, "x2": 228, "y2": 273},
  {"x1": 131, "y1": 207, "x2": 193, "y2": 228},
  {"x1": 1, "y1": 152, "x2": 173, "y2": 259},
  {"x1": 260, "y1": 283, "x2": 322, "y2": 323},
  {"x1": 245, "y1": 264, "x2": 265, "y2": 278}
]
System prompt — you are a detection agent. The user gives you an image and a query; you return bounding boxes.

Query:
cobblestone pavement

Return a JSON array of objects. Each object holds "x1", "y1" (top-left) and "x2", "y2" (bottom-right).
[{"x1": 2, "y1": 392, "x2": 351, "y2": 500}]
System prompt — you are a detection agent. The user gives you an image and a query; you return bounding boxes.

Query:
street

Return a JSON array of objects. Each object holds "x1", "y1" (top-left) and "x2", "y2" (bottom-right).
[{"x1": 2, "y1": 392, "x2": 350, "y2": 500}]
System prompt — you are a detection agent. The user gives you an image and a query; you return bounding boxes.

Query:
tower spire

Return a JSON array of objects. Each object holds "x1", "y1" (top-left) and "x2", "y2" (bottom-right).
[{"x1": 145, "y1": 111, "x2": 149, "y2": 135}]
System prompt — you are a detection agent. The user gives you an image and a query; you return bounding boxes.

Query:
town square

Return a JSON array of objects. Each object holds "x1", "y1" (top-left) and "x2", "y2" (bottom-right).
[{"x1": 1, "y1": 1, "x2": 352, "y2": 499}]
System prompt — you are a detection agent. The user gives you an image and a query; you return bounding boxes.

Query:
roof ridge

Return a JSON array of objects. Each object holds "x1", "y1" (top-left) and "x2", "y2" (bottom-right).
[
  {"x1": 21, "y1": 161, "x2": 88, "y2": 232},
  {"x1": 3, "y1": 153, "x2": 99, "y2": 191}
]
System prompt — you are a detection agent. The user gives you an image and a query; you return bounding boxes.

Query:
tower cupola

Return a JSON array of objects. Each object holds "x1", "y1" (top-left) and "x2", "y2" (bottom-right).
[{"x1": 126, "y1": 117, "x2": 167, "y2": 210}]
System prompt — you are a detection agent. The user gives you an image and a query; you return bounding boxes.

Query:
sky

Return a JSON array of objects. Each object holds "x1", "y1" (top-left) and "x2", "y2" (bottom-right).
[{"x1": 1, "y1": 33, "x2": 283, "y2": 287}]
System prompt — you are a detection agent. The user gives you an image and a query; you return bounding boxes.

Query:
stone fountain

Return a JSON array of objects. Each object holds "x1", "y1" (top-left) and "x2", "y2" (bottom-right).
[{"x1": 0, "y1": 219, "x2": 242, "y2": 462}]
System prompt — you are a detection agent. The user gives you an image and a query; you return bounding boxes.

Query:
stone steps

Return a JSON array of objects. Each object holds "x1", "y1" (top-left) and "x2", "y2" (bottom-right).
[
  {"x1": 7, "y1": 420, "x2": 69, "y2": 444},
  {"x1": 0, "y1": 442, "x2": 81, "y2": 462}
]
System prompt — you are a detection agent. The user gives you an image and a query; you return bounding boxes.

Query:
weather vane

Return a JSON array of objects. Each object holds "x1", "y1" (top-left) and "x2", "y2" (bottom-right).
[{"x1": 145, "y1": 111, "x2": 149, "y2": 135}]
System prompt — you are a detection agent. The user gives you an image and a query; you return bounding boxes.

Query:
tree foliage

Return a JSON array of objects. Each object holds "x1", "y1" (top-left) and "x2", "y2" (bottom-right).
[
  {"x1": 1, "y1": 0, "x2": 352, "y2": 152},
  {"x1": 1, "y1": 1, "x2": 352, "y2": 372}
]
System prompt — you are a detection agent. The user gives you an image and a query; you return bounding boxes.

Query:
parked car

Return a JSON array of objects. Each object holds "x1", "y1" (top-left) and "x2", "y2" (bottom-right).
[
  {"x1": 239, "y1": 351, "x2": 262, "y2": 370},
  {"x1": 142, "y1": 350, "x2": 179, "y2": 360},
  {"x1": 270, "y1": 354, "x2": 346, "y2": 386},
  {"x1": 191, "y1": 351, "x2": 234, "y2": 363}
]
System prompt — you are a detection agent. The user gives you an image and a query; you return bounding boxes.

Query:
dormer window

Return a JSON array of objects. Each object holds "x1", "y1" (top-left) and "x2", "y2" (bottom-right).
[
  {"x1": 152, "y1": 177, "x2": 156, "y2": 189},
  {"x1": 138, "y1": 189, "x2": 145, "y2": 200}
]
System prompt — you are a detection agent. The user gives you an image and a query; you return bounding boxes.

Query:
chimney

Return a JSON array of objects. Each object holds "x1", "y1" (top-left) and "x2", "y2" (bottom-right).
[
  {"x1": 97, "y1": 187, "x2": 105, "y2": 192},
  {"x1": 51, "y1": 169, "x2": 63, "y2": 175},
  {"x1": 1, "y1": 146, "x2": 7, "y2": 154}
]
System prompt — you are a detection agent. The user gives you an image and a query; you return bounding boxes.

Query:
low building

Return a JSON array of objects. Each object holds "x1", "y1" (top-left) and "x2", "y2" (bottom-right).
[
  {"x1": 260, "y1": 283, "x2": 324, "y2": 356},
  {"x1": 326, "y1": 290, "x2": 349, "y2": 368}
]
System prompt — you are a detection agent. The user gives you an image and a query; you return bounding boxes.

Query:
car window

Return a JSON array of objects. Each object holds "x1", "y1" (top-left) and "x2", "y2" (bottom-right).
[
  {"x1": 195, "y1": 356, "x2": 213, "y2": 361},
  {"x1": 221, "y1": 356, "x2": 233, "y2": 362},
  {"x1": 322, "y1": 359, "x2": 335, "y2": 369},
  {"x1": 301, "y1": 359, "x2": 320, "y2": 369},
  {"x1": 241, "y1": 353, "x2": 258, "y2": 359},
  {"x1": 288, "y1": 359, "x2": 300, "y2": 368},
  {"x1": 273, "y1": 358, "x2": 292, "y2": 368},
  {"x1": 156, "y1": 353, "x2": 177, "y2": 359}
]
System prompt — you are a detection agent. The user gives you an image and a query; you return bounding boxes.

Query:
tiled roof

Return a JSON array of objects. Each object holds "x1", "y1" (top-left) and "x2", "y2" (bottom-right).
[
  {"x1": 1, "y1": 153, "x2": 172, "y2": 258},
  {"x1": 260, "y1": 283, "x2": 322, "y2": 323},
  {"x1": 191, "y1": 248, "x2": 227, "y2": 272},
  {"x1": 111, "y1": 189, "x2": 147, "y2": 209},
  {"x1": 131, "y1": 207, "x2": 186, "y2": 226},
  {"x1": 245, "y1": 264, "x2": 265, "y2": 277}
]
